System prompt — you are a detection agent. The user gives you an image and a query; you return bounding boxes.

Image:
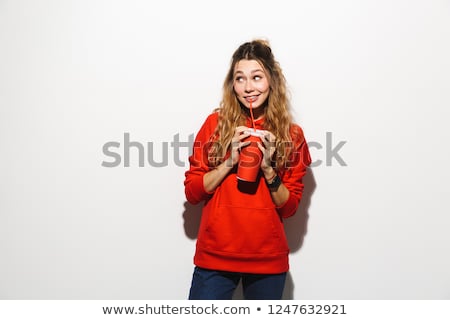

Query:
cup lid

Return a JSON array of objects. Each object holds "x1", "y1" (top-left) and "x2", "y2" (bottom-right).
[{"x1": 244, "y1": 129, "x2": 265, "y2": 137}]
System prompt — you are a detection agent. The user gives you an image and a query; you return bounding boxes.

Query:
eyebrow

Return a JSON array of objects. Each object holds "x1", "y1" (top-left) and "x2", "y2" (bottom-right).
[{"x1": 234, "y1": 69, "x2": 264, "y2": 75}]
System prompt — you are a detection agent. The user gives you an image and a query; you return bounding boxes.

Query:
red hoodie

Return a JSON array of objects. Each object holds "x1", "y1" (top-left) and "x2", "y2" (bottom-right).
[{"x1": 184, "y1": 112, "x2": 311, "y2": 274}]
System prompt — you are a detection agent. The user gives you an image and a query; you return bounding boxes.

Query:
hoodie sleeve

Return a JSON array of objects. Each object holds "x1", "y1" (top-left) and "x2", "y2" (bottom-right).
[
  {"x1": 276, "y1": 125, "x2": 312, "y2": 218},
  {"x1": 184, "y1": 113, "x2": 218, "y2": 205}
]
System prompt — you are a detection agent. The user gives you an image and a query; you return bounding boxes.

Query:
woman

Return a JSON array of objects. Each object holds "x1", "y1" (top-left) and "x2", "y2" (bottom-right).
[{"x1": 184, "y1": 39, "x2": 311, "y2": 299}]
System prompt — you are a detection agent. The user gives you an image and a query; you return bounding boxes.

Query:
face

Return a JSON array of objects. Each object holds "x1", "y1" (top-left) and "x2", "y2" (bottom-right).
[{"x1": 233, "y1": 59, "x2": 270, "y2": 110}]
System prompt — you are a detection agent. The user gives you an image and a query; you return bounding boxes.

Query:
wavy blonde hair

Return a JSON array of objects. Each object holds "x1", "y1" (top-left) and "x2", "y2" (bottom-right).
[{"x1": 208, "y1": 39, "x2": 300, "y2": 172}]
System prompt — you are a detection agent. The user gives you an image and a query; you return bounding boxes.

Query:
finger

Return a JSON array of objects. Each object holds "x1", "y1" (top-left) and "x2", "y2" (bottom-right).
[
  {"x1": 256, "y1": 141, "x2": 265, "y2": 153},
  {"x1": 263, "y1": 134, "x2": 276, "y2": 150},
  {"x1": 269, "y1": 133, "x2": 276, "y2": 142},
  {"x1": 259, "y1": 136, "x2": 268, "y2": 149},
  {"x1": 236, "y1": 130, "x2": 251, "y2": 142},
  {"x1": 240, "y1": 141, "x2": 251, "y2": 148},
  {"x1": 233, "y1": 140, "x2": 250, "y2": 152},
  {"x1": 234, "y1": 129, "x2": 250, "y2": 141},
  {"x1": 261, "y1": 135, "x2": 273, "y2": 148},
  {"x1": 235, "y1": 126, "x2": 250, "y2": 134},
  {"x1": 263, "y1": 131, "x2": 276, "y2": 142}
]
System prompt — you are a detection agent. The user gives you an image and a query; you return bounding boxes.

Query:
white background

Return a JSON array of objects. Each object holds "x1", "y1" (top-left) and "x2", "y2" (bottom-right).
[{"x1": 1, "y1": 0, "x2": 449, "y2": 299}]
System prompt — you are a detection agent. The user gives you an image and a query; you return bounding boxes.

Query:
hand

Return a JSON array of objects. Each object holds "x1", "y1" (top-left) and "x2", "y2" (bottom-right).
[
  {"x1": 257, "y1": 130, "x2": 277, "y2": 172},
  {"x1": 227, "y1": 126, "x2": 251, "y2": 167}
]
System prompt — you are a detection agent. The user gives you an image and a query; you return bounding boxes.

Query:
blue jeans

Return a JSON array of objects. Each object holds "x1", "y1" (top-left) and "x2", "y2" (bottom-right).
[{"x1": 188, "y1": 267, "x2": 286, "y2": 300}]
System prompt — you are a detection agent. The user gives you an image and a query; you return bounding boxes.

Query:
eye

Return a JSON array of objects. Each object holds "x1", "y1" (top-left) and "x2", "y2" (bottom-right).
[
  {"x1": 254, "y1": 75, "x2": 262, "y2": 81},
  {"x1": 235, "y1": 76, "x2": 244, "y2": 82}
]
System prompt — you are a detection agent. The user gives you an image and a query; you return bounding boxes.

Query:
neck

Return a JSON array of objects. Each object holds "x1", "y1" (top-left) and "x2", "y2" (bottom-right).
[
  {"x1": 242, "y1": 104, "x2": 265, "y2": 120},
  {"x1": 251, "y1": 107, "x2": 265, "y2": 120}
]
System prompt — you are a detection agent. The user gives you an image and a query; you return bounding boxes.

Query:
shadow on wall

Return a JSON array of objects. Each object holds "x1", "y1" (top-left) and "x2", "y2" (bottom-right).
[
  {"x1": 182, "y1": 167, "x2": 317, "y2": 299},
  {"x1": 182, "y1": 201, "x2": 203, "y2": 241},
  {"x1": 282, "y1": 167, "x2": 317, "y2": 299}
]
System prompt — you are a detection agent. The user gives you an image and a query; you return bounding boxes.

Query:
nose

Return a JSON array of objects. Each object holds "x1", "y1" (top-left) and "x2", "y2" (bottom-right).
[{"x1": 244, "y1": 80, "x2": 254, "y2": 93}]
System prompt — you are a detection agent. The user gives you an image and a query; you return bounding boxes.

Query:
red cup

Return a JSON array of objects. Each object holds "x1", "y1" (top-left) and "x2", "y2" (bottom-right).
[{"x1": 237, "y1": 131, "x2": 263, "y2": 182}]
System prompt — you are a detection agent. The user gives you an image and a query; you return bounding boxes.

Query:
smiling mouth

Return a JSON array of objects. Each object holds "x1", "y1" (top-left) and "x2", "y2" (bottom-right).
[{"x1": 245, "y1": 96, "x2": 258, "y2": 102}]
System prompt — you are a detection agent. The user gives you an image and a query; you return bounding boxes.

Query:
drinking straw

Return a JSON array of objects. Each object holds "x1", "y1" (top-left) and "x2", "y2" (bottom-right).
[{"x1": 249, "y1": 100, "x2": 256, "y2": 131}]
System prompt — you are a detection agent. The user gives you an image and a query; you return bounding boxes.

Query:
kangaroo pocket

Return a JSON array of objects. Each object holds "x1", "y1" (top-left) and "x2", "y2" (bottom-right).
[{"x1": 202, "y1": 205, "x2": 289, "y2": 255}]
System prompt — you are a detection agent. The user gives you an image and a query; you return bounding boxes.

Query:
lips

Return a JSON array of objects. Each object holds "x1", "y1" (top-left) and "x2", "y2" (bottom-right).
[{"x1": 245, "y1": 95, "x2": 258, "y2": 103}]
